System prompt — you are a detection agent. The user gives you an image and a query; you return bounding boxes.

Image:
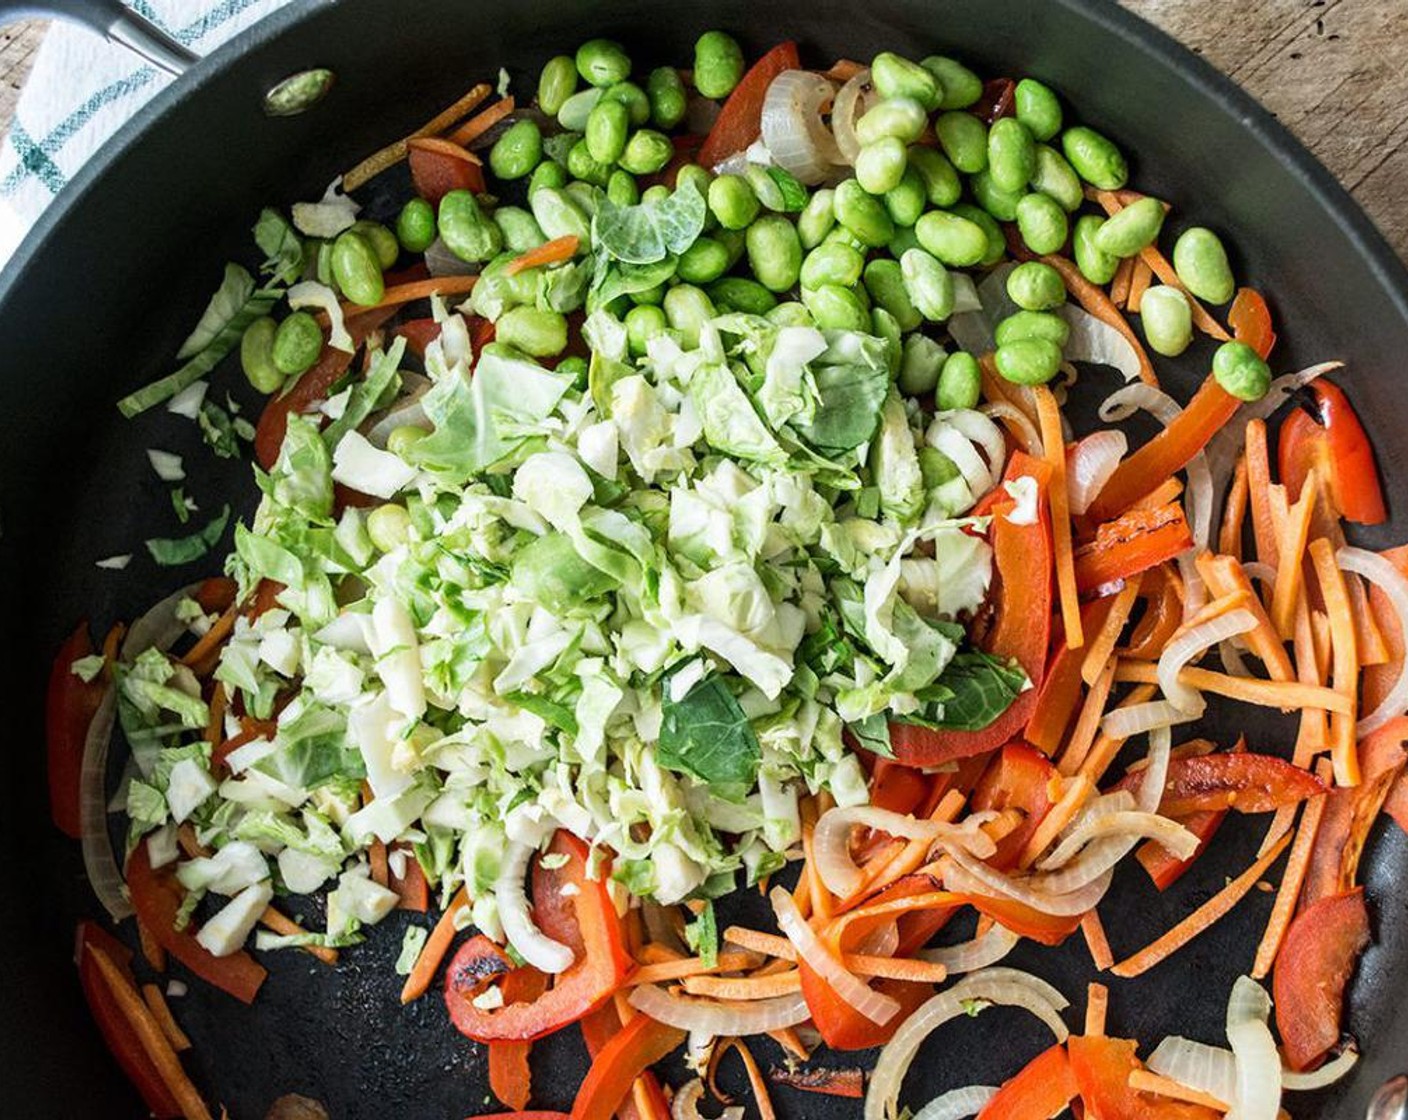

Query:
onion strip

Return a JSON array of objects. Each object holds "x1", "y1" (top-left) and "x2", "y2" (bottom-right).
[
  {"x1": 1336, "y1": 546, "x2": 1408, "y2": 736},
  {"x1": 629, "y1": 983, "x2": 810, "y2": 1037},
  {"x1": 772, "y1": 887, "x2": 900, "y2": 1026}
]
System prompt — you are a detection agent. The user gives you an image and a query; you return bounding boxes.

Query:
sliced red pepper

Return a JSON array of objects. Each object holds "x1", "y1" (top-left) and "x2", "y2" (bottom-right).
[
  {"x1": 1362, "y1": 545, "x2": 1408, "y2": 721},
  {"x1": 193, "y1": 576, "x2": 238, "y2": 613},
  {"x1": 125, "y1": 840, "x2": 267, "y2": 1004},
  {"x1": 408, "y1": 139, "x2": 486, "y2": 205},
  {"x1": 578, "y1": 1004, "x2": 666, "y2": 1120},
  {"x1": 445, "y1": 933, "x2": 515, "y2": 999},
  {"x1": 1109, "y1": 752, "x2": 1325, "y2": 817},
  {"x1": 569, "y1": 1011, "x2": 685, "y2": 1120},
  {"x1": 1135, "y1": 810, "x2": 1225, "y2": 891},
  {"x1": 1123, "y1": 567, "x2": 1183, "y2": 661},
  {"x1": 1088, "y1": 375, "x2": 1241, "y2": 522},
  {"x1": 477, "y1": 1113, "x2": 572, "y2": 1120},
  {"x1": 976, "y1": 1043, "x2": 1077, "y2": 1120},
  {"x1": 891, "y1": 452, "x2": 1054, "y2": 767},
  {"x1": 974, "y1": 78, "x2": 1017, "y2": 124},
  {"x1": 1274, "y1": 887, "x2": 1370, "y2": 1071},
  {"x1": 391, "y1": 317, "x2": 442, "y2": 359},
  {"x1": 953, "y1": 892, "x2": 1082, "y2": 947},
  {"x1": 697, "y1": 42, "x2": 801, "y2": 169},
  {"x1": 446, "y1": 832, "x2": 631, "y2": 1042},
  {"x1": 1228, "y1": 287, "x2": 1276, "y2": 359},
  {"x1": 490, "y1": 965, "x2": 550, "y2": 1110},
  {"x1": 1073, "y1": 503, "x2": 1193, "y2": 594},
  {"x1": 47, "y1": 622, "x2": 106, "y2": 838},
  {"x1": 868, "y1": 757, "x2": 933, "y2": 817},
  {"x1": 1069, "y1": 1035, "x2": 1221, "y2": 1119},
  {"x1": 1026, "y1": 594, "x2": 1118, "y2": 755},
  {"x1": 1277, "y1": 380, "x2": 1387, "y2": 525},
  {"x1": 767, "y1": 1066, "x2": 865, "y2": 1099},
  {"x1": 76, "y1": 922, "x2": 182, "y2": 1119},
  {"x1": 971, "y1": 743, "x2": 1058, "y2": 869}
]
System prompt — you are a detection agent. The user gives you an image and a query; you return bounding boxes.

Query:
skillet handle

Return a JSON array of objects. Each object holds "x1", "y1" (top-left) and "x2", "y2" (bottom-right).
[{"x1": 0, "y1": 0, "x2": 199, "y2": 75}]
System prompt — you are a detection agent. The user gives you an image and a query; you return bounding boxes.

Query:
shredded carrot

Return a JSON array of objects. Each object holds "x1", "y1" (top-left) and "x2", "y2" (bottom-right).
[
  {"x1": 849, "y1": 955, "x2": 950, "y2": 983},
  {"x1": 636, "y1": 942, "x2": 685, "y2": 967},
  {"x1": 725, "y1": 927, "x2": 793, "y2": 958},
  {"x1": 446, "y1": 95, "x2": 517, "y2": 147},
  {"x1": 259, "y1": 906, "x2": 339, "y2": 966},
  {"x1": 405, "y1": 134, "x2": 482, "y2": 165},
  {"x1": 1110, "y1": 830, "x2": 1291, "y2": 978},
  {"x1": 1219, "y1": 454, "x2": 1249, "y2": 559},
  {"x1": 1271, "y1": 470, "x2": 1319, "y2": 639},
  {"x1": 1017, "y1": 776, "x2": 1094, "y2": 867},
  {"x1": 768, "y1": 1027, "x2": 811, "y2": 1061},
  {"x1": 684, "y1": 972, "x2": 802, "y2": 1000},
  {"x1": 1251, "y1": 790, "x2": 1328, "y2": 979},
  {"x1": 1109, "y1": 257, "x2": 1135, "y2": 308},
  {"x1": 802, "y1": 825, "x2": 834, "y2": 922},
  {"x1": 1079, "y1": 683, "x2": 1158, "y2": 783},
  {"x1": 506, "y1": 234, "x2": 581, "y2": 275},
  {"x1": 1085, "y1": 980, "x2": 1110, "y2": 1034},
  {"x1": 1311, "y1": 608, "x2": 1333, "y2": 684},
  {"x1": 1126, "y1": 257, "x2": 1153, "y2": 312},
  {"x1": 626, "y1": 952, "x2": 760, "y2": 986},
  {"x1": 1112, "y1": 660, "x2": 1351, "y2": 713},
  {"x1": 720, "y1": 925, "x2": 948, "y2": 982},
  {"x1": 203, "y1": 682, "x2": 227, "y2": 750},
  {"x1": 180, "y1": 602, "x2": 236, "y2": 670},
  {"x1": 1245, "y1": 420, "x2": 1280, "y2": 570},
  {"x1": 1081, "y1": 574, "x2": 1142, "y2": 685},
  {"x1": 88, "y1": 945, "x2": 213, "y2": 1120},
  {"x1": 339, "y1": 274, "x2": 478, "y2": 319},
  {"x1": 101, "y1": 621, "x2": 126, "y2": 667},
  {"x1": 1291, "y1": 598, "x2": 1329, "y2": 760},
  {"x1": 400, "y1": 887, "x2": 469, "y2": 1003},
  {"x1": 824, "y1": 58, "x2": 866, "y2": 81},
  {"x1": 369, "y1": 838, "x2": 390, "y2": 888},
  {"x1": 1129, "y1": 476, "x2": 1185, "y2": 512},
  {"x1": 1175, "y1": 588, "x2": 1257, "y2": 636},
  {"x1": 836, "y1": 789, "x2": 965, "y2": 910},
  {"x1": 342, "y1": 82, "x2": 492, "y2": 190},
  {"x1": 1128, "y1": 1070, "x2": 1228, "y2": 1111},
  {"x1": 136, "y1": 917, "x2": 166, "y2": 973},
  {"x1": 825, "y1": 892, "x2": 962, "y2": 944},
  {"x1": 1309, "y1": 537, "x2": 1361, "y2": 786},
  {"x1": 1036, "y1": 386, "x2": 1083, "y2": 649},
  {"x1": 1081, "y1": 913, "x2": 1115, "y2": 973},
  {"x1": 1195, "y1": 553, "x2": 1295, "y2": 681},
  {"x1": 1057, "y1": 658, "x2": 1117, "y2": 776},
  {"x1": 141, "y1": 983, "x2": 191, "y2": 1052},
  {"x1": 1041, "y1": 254, "x2": 1157, "y2": 385},
  {"x1": 722, "y1": 1038, "x2": 778, "y2": 1120}
]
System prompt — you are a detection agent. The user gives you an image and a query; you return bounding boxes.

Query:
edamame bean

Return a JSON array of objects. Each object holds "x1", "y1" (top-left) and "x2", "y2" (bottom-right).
[
  {"x1": 602, "y1": 81, "x2": 650, "y2": 126},
  {"x1": 694, "y1": 31, "x2": 744, "y2": 99},
  {"x1": 920, "y1": 447, "x2": 961, "y2": 491},
  {"x1": 565, "y1": 180, "x2": 604, "y2": 216},
  {"x1": 988, "y1": 117, "x2": 1036, "y2": 193},
  {"x1": 494, "y1": 205, "x2": 547, "y2": 253},
  {"x1": 677, "y1": 236, "x2": 731, "y2": 284},
  {"x1": 647, "y1": 66, "x2": 687, "y2": 128},
  {"x1": 314, "y1": 241, "x2": 334, "y2": 287},
  {"x1": 1006, "y1": 260, "x2": 1067, "y2": 311},
  {"x1": 1073, "y1": 214, "x2": 1119, "y2": 284},
  {"x1": 606, "y1": 168, "x2": 640, "y2": 207},
  {"x1": 709, "y1": 174, "x2": 760, "y2": 230},
  {"x1": 640, "y1": 184, "x2": 671, "y2": 206},
  {"x1": 1139, "y1": 285, "x2": 1194, "y2": 357},
  {"x1": 538, "y1": 55, "x2": 578, "y2": 117},
  {"x1": 567, "y1": 138, "x2": 612, "y2": 186},
  {"x1": 915, "y1": 210, "x2": 988, "y2": 267},
  {"x1": 950, "y1": 203, "x2": 1006, "y2": 267},
  {"x1": 1212, "y1": 340, "x2": 1271, "y2": 401},
  {"x1": 823, "y1": 224, "x2": 867, "y2": 254},
  {"x1": 995, "y1": 310, "x2": 1070, "y2": 347},
  {"x1": 585, "y1": 98, "x2": 629, "y2": 164},
  {"x1": 576, "y1": 39, "x2": 631, "y2": 88},
  {"x1": 802, "y1": 283, "x2": 871, "y2": 332},
  {"x1": 557, "y1": 87, "x2": 603, "y2": 131},
  {"x1": 367, "y1": 505, "x2": 412, "y2": 553},
  {"x1": 240, "y1": 317, "x2": 284, "y2": 393},
  {"x1": 1172, "y1": 226, "x2": 1235, "y2": 304},
  {"x1": 530, "y1": 186, "x2": 592, "y2": 243},
  {"x1": 632, "y1": 284, "x2": 665, "y2": 306},
  {"x1": 663, "y1": 284, "x2": 717, "y2": 348},
  {"x1": 1030, "y1": 143, "x2": 1084, "y2": 212},
  {"x1": 937, "y1": 350, "x2": 982, "y2": 410},
  {"x1": 744, "y1": 164, "x2": 786, "y2": 211},
  {"x1": 272, "y1": 311, "x2": 323, "y2": 377},
  {"x1": 386, "y1": 426, "x2": 428, "y2": 457},
  {"x1": 872, "y1": 51, "x2": 941, "y2": 109},
  {"x1": 676, "y1": 163, "x2": 713, "y2": 201},
  {"x1": 768, "y1": 300, "x2": 814, "y2": 328},
  {"x1": 331, "y1": 230, "x2": 385, "y2": 305},
  {"x1": 935, "y1": 111, "x2": 988, "y2": 174},
  {"x1": 971, "y1": 169, "x2": 1024, "y2": 223},
  {"x1": 856, "y1": 137, "x2": 908, "y2": 195},
  {"x1": 1093, "y1": 196, "x2": 1166, "y2": 257},
  {"x1": 528, "y1": 159, "x2": 568, "y2": 196},
  {"x1": 1015, "y1": 191, "x2": 1069, "y2": 255},
  {"x1": 1061, "y1": 125, "x2": 1129, "y2": 189},
  {"x1": 872, "y1": 307, "x2": 903, "y2": 376},
  {"x1": 884, "y1": 165, "x2": 927, "y2": 227},
  {"x1": 1014, "y1": 78, "x2": 1062, "y2": 141},
  {"x1": 900, "y1": 248, "x2": 954, "y2": 321},
  {"x1": 863, "y1": 258, "x2": 922, "y2": 331},
  {"x1": 556, "y1": 355, "x2": 589, "y2": 388},
  {"x1": 439, "y1": 190, "x2": 504, "y2": 263},
  {"x1": 908, "y1": 147, "x2": 962, "y2": 207},
  {"x1": 714, "y1": 227, "x2": 746, "y2": 268},
  {"x1": 396, "y1": 198, "x2": 436, "y2": 253},
  {"x1": 625, "y1": 304, "x2": 669, "y2": 356},
  {"x1": 833, "y1": 179, "x2": 894, "y2": 247},
  {"x1": 921, "y1": 56, "x2": 983, "y2": 109},
  {"x1": 470, "y1": 254, "x2": 539, "y2": 319},
  {"x1": 995, "y1": 338, "x2": 1063, "y2": 385},
  {"x1": 898, "y1": 333, "x2": 945, "y2": 395},
  {"x1": 619, "y1": 129, "x2": 673, "y2": 175},
  {"x1": 490, "y1": 119, "x2": 543, "y2": 181},
  {"x1": 709, "y1": 277, "x2": 778, "y2": 315},
  {"x1": 856, "y1": 98, "x2": 928, "y2": 146},
  {"x1": 497, "y1": 307, "x2": 569, "y2": 356},
  {"x1": 800, "y1": 241, "x2": 864, "y2": 290},
  {"x1": 351, "y1": 220, "x2": 398, "y2": 269},
  {"x1": 888, "y1": 224, "x2": 921, "y2": 258},
  {"x1": 797, "y1": 188, "x2": 837, "y2": 248},
  {"x1": 746, "y1": 215, "x2": 803, "y2": 292}
]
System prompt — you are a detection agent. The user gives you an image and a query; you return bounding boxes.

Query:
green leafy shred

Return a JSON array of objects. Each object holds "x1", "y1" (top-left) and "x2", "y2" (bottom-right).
[
  {"x1": 145, "y1": 505, "x2": 231, "y2": 567},
  {"x1": 594, "y1": 179, "x2": 706, "y2": 264},
  {"x1": 658, "y1": 671, "x2": 761, "y2": 792},
  {"x1": 253, "y1": 207, "x2": 305, "y2": 287},
  {"x1": 684, "y1": 900, "x2": 719, "y2": 968}
]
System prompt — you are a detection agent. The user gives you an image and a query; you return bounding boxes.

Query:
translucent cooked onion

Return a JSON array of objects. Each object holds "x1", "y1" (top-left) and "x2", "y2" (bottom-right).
[
  {"x1": 858, "y1": 921, "x2": 900, "y2": 957},
  {"x1": 80, "y1": 689, "x2": 129, "y2": 922},
  {"x1": 1157, "y1": 608, "x2": 1258, "y2": 714},
  {"x1": 1039, "y1": 810, "x2": 1197, "y2": 872},
  {"x1": 1225, "y1": 976, "x2": 1280, "y2": 1120},
  {"x1": 761, "y1": 71, "x2": 844, "y2": 184},
  {"x1": 981, "y1": 403, "x2": 1044, "y2": 458},
  {"x1": 1147, "y1": 1036, "x2": 1236, "y2": 1104},
  {"x1": 1337, "y1": 546, "x2": 1408, "y2": 735},
  {"x1": 950, "y1": 273, "x2": 982, "y2": 316},
  {"x1": 912, "y1": 1086, "x2": 999, "y2": 1120},
  {"x1": 1137, "y1": 725, "x2": 1172, "y2": 815},
  {"x1": 630, "y1": 983, "x2": 811, "y2": 1037},
  {"x1": 831, "y1": 69, "x2": 878, "y2": 163},
  {"x1": 424, "y1": 236, "x2": 478, "y2": 277},
  {"x1": 495, "y1": 842, "x2": 573, "y2": 974},
  {"x1": 942, "y1": 845, "x2": 1112, "y2": 916},
  {"x1": 941, "y1": 409, "x2": 1007, "y2": 483},
  {"x1": 1281, "y1": 1047, "x2": 1358, "y2": 1089},
  {"x1": 1100, "y1": 699, "x2": 1191, "y2": 738},
  {"x1": 672, "y1": 1078, "x2": 744, "y2": 1120},
  {"x1": 919, "y1": 924, "x2": 1019, "y2": 974},
  {"x1": 289, "y1": 281, "x2": 352, "y2": 353},
  {"x1": 122, "y1": 582, "x2": 206, "y2": 660},
  {"x1": 1186, "y1": 452, "x2": 1214, "y2": 550},
  {"x1": 1060, "y1": 305, "x2": 1142, "y2": 382},
  {"x1": 1067, "y1": 430, "x2": 1127, "y2": 515},
  {"x1": 772, "y1": 887, "x2": 900, "y2": 1025},
  {"x1": 1099, "y1": 381, "x2": 1181, "y2": 425},
  {"x1": 813, "y1": 806, "x2": 948, "y2": 897}
]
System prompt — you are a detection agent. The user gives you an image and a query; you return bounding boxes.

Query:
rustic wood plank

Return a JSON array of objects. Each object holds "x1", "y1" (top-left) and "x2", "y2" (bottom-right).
[{"x1": 0, "y1": 20, "x2": 46, "y2": 144}]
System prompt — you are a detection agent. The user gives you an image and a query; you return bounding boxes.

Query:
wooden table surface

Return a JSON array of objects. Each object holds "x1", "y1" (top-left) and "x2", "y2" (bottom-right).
[{"x1": 0, "y1": 1, "x2": 1404, "y2": 256}]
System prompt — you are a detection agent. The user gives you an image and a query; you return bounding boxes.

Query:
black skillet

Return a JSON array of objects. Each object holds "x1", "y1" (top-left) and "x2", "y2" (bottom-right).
[{"x1": 0, "y1": 1, "x2": 1405, "y2": 1117}]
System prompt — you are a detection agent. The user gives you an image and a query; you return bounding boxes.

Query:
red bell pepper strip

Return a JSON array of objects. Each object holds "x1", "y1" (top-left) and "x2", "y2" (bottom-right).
[
  {"x1": 578, "y1": 1004, "x2": 668, "y2": 1120},
  {"x1": 47, "y1": 622, "x2": 106, "y2": 838},
  {"x1": 976, "y1": 1043, "x2": 1077, "y2": 1120},
  {"x1": 76, "y1": 922, "x2": 182, "y2": 1119},
  {"x1": 446, "y1": 833, "x2": 631, "y2": 1042},
  {"x1": 1277, "y1": 380, "x2": 1387, "y2": 525},
  {"x1": 1135, "y1": 810, "x2": 1225, "y2": 891},
  {"x1": 1026, "y1": 594, "x2": 1118, "y2": 754},
  {"x1": 971, "y1": 743, "x2": 1059, "y2": 869},
  {"x1": 125, "y1": 841, "x2": 267, "y2": 1004},
  {"x1": 1109, "y1": 752, "x2": 1325, "y2": 817},
  {"x1": 1274, "y1": 887, "x2": 1370, "y2": 1071},
  {"x1": 193, "y1": 576, "x2": 238, "y2": 613},
  {"x1": 1228, "y1": 287, "x2": 1276, "y2": 359},
  {"x1": 868, "y1": 757, "x2": 933, "y2": 817},
  {"x1": 696, "y1": 42, "x2": 801, "y2": 169},
  {"x1": 489, "y1": 965, "x2": 550, "y2": 1110},
  {"x1": 891, "y1": 452, "x2": 1054, "y2": 768},
  {"x1": 767, "y1": 1066, "x2": 865, "y2": 1099},
  {"x1": 408, "y1": 137, "x2": 486, "y2": 204},
  {"x1": 953, "y1": 892, "x2": 1083, "y2": 947},
  {"x1": 1087, "y1": 375, "x2": 1241, "y2": 522},
  {"x1": 445, "y1": 934, "x2": 514, "y2": 995},
  {"x1": 570, "y1": 1012, "x2": 685, "y2": 1120},
  {"x1": 1073, "y1": 503, "x2": 1193, "y2": 594},
  {"x1": 476, "y1": 1114, "x2": 572, "y2": 1120},
  {"x1": 1069, "y1": 1035, "x2": 1221, "y2": 1119}
]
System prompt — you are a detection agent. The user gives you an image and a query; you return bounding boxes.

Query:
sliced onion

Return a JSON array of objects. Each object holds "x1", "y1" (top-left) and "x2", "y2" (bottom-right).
[
  {"x1": 1186, "y1": 453, "x2": 1214, "y2": 550},
  {"x1": 1099, "y1": 699, "x2": 1191, "y2": 738},
  {"x1": 495, "y1": 842, "x2": 573, "y2": 974},
  {"x1": 772, "y1": 887, "x2": 900, "y2": 1025},
  {"x1": 761, "y1": 71, "x2": 843, "y2": 184},
  {"x1": 1060, "y1": 304, "x2": 1142, "y2": 381},
  {"x1": 831, "y1": 69, "x2": 877, "y2": 163},
  {"x1": 1281, "y1": 1047, "x2": 1358, "y2": 1090},
  {"x1": 813, "y1": 806, "x2": 948, "y2": 897},
  {"x1": 122, "y1": 582, "x2": 206, "y2": 660},
  {"x1": 1147, "y1": 1036, "x2": 1236, "y2": 1104},
  {"x1": 942, "y1": 845, "x2": 1112, "y2": 917},
  {"x1": 1067, "y1": 430, "x2": 1128, "y2": 515},
  {"x1": 1039, "y1": 809, "x2": 1196, "y2": 870},
  {"x1": 919, "y1": 924, "x2": 1019, "y2": 974},
  {"x1": 1337, "y1": 546, "x2": 1408, "y2": 735},
  {"x1": 80, "y1": 688, "x2": 129, "y2": 922},
  {"x1": 1157, "y1": 608, "x2": 1258, "y2": 714},
  {"x1": 630, "y1": 983, "x2": 810, "y2": 1037},
  {"x1": 912, "y1": 1086, "x2": 999, "y2": 1120},
  {"x1": 980, "y1": 402, "x2": 1044, "y2": 458},
  {"x1": 672, "y1": 1078, "x2": 744, "y2": 1120},
  {"x1": 1099, "y1": 381, "x2": 1181, "y2": 425},
  {"x1": 950, "y1": 273, "x2": 982, "y2": 316},
  {"x1": 424, "y1": 236, "x2": 478, "y2": 278},
  {"x1": 858, "y1": 921, "x2": 900, "y2": 957},
  {"x1": 1176, "y1": 550, "x2": 1208, "y2": 626},
  {"x1": 1224, "y1": 976, "x2": 1280, "y2": 1120},
  {"x1": 941, "y1": 410, "x2": 1007, "y2": 482}
]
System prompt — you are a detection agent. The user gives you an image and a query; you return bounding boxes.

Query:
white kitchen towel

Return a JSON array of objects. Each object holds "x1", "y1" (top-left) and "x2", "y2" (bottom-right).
[{"x1": 0, "y1": 0, "x2": 290, "y2": 267}]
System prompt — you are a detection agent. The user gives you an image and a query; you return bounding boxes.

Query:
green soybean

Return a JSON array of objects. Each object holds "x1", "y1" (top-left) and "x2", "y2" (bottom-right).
[
  {"x1": 529, "y1": 159, "x2": 568, "y2": 196},
  {"x1": 1073, "y1": 214, "x2": 1120, "y2": 285},
  {"x1": 556, "y1": 356, "x2": 589, "y2": 389},
  {"x1": 714, "y1": 227, "x2": 746, "y2": 268},
  {"x1": 887, "y1": 224, "x2": 922, "y2": 259},
  {"x1": 585, "y1": 98, "x2": 629, "y2": 164},
  {"x1": 968, "y1": 169, "x2": 1020, "y2": 221},
  {"x1": 950, "y1": 203, "x2": 1006, "y2": 267},
  {"x1": 537, "y1": 55, "x2": 578, "y2": 117},
  {"x1": 856, "y1": 137, "x2": 909, "y2": 195},
  {"x1": 1014, "y1": 78, "x2": 1063, "y2": 141},
  {"x1": 996, "y1": 338, "x2": 1063, "y2": 385},
  {"x1": 677, "y1": 236, "x2": 731, "y2": 284},
  {"x1": 800, "y1": 241, "x2": 864, "y2": 290},
  {"x1": 1139, "y1": 285, "x2": 1194, "y2": 357},
  {"x1": 606, "y1": 168, "x2": 640, "y2": 207},
  {"x1": 646, "y1": 66, "x2": 687, "y2": 128},
  {"x1": 833, "y1": 179, "x2": 894, "y2": 247},
  {"x1": 1173, "y1": 226, "x2": 1235, "y2": 305},
  {"x1": 743, "y1": 164, "x2": 786, "y2": 211},
  {"x1": 988, "y1": 117, "x2": 1037, "y2": 193},
  {"x1": 576, "y1": 39, "x2": 631, "y2": 88},
  {"x1": 872, "y1": 51, "x2": 941, "y2": 109},
  {"x1": 567, "y1": 138, "x2": 612, "y2": 186},
  {"x1": 935, "y1": 111, "x2": 988, "y2": 174},
  {"x1": 746, "y1": 215, "x2": 803, "y2": 292},
  {"x1": 900, "y1": 248, "x2": 954, "y2": 322},
  {"x1": 619, "y1": 130, "x2": 673, "y2": 175},
  {"x1": 884, "y1": 165, "x2": 927, "y2": 227},
  {"x1": 1015, "y1": 191, "x2": 1069, "y2": 255},
  {"x1": 694, "y1": 31, "x2": 745, "y2": 99},
  {"x1": 439, "y1": 190, "x2": 503, "y2": 263},
  {"x1": 395, "y1": 198, "x2": 436, "y2": 253},
  {"x1": 1006, "y1": 260, "x2": 1067, "y2": 312},
  {"x1": 494, "y1": 205, "x2": 547, "y2": 253},
  {"x1": 709, "y1": 277, "x2": 778, "y2": 315},
  {"x1": 240, "y1": 317, "x2": 284, "y2": 393},
  {"x1": 1094, "y1": 196, "x2": 1166, "y2": 257},
  {"x1": 351, "y1": 221, "x2": 398, "y2": 269},
  {"x1": 676, "y1": 163, "x2": 713, "y2": 202},
  {"x1": 625, "y1": 304, "x2": 669, "y2": 356},
  {"x1": 899, "y1": 333, "x2": 945, "y2": 396},
  {"x1": 602, "y1": 80, "x2": 651, "y2": 126},
  {"x1": 798, "y1": 188, "x2": 837, "y2": 248},
  {"x1": 995, "y1": 310, "x2": 1071, "y2": 348},
  {"x1": 856, "y1": 98, "x2": 928, "y2": 146},
  {"x1": 823, "y1": 224, "x2": 867, "y2": 254},
  {"x1": 768, "y1": 301, "x2": 815, "y2": 328},
  {"x1": 640, "y1": 184, "x2": 671, "y2": 206},
  {"x1": 663, "y1": 284, "x2": 717, "y2": 348},
  {"x1": 921, "y1": 56, "x2": 983, "y2": 108},
  {"x1": 367, "y1": 505, "x2": 412, "y2": 553},
  {"x1": 631, "y1": 284, "x2": 665, "y2": 307},
  {"x1": 530, "y1": 186, "x2": 592, "y2": 243},
  {"x1": 1212, "y1": 340, "x2": 1271, "y2": 401},
  {"x1": 908, "y1": 147, "x2": 962, "y2": 207},
  {"x1": 1061, "y1": 125, "x2": 1129, "y2": 190},
  {"x1": 386, "y1": 426, "x2": 428, "y2": 457},
  {"x1": 915, "y1": 210, "x2": 988, "y2": 267},
  {"x1": 272, "y1": 311, "x2": 323, "y2": 377},
  {"x1": 497, "y1": 307, "x2": 569, "y2": 356},
  {"x1": 803, "y1": 283, "x2": 872, "y2": 332},
  {"x1": 709, "y1": 174, "x2": 760, "y2": 230},
  {"x1": 1030, "y1": 144, "x2": 1084, "y2": 212},
  {"x1": 331, "y1": 230, "x2": 385, "y2": 305},
  {"x1": 863, "y1": 258, "x2": 921, "y2": 331},
  {"x1": 557, "y1": 87, "x2": 603, "y2": 131},
  {"x1": 489, "y1": 119, "x2": 543, "y2": 181},
  {"x1": 937, "y1": 350, "x2": 982, "y2": 410}
]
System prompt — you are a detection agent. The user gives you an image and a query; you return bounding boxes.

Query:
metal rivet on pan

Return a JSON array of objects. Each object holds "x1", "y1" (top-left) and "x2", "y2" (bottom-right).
[
  {"x1": 263, "y1": 68, "x2": 336, "y2": 116},
  {"x1": 1368, "y1": 1075, "x2": 1407, "y2": 1120}
]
